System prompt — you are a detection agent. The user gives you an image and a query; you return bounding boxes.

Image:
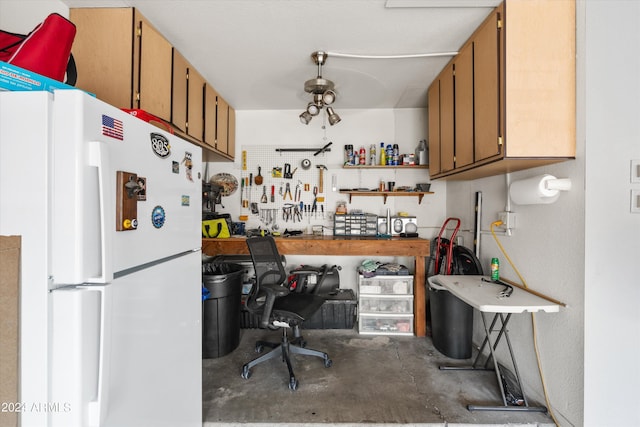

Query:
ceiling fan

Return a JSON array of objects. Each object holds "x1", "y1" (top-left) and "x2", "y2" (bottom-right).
[{"x1": 299, "y1": 51, "x2": 341, "y2": 126}]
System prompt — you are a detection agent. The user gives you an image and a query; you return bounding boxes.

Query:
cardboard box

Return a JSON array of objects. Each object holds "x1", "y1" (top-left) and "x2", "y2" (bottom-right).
[
  {"x1": 0, "y1": 236, "x2": 20, "y2": 427},
  {"x1": 0, "y1": 61, "x2": 89, "y2": 94}
]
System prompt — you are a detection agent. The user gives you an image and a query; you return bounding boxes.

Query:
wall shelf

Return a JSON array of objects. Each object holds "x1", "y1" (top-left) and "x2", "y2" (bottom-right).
[
  {"x1": 339, "y1": 191, "x2": 434, "y2": 204},
  {"x1": 342, "y1": 165, "x2": 428, "y2": 170}
]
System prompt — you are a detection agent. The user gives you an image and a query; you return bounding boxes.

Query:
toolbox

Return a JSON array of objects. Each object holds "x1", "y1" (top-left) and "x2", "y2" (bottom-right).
[{"x1": 302, "y1": 289, "x2": 357, "y2": 329}]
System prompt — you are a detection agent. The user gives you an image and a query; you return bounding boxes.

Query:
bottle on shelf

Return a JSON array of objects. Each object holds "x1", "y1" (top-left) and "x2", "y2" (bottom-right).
[
  {"x1": 359, "y1": 146, "x2": 366, "y2": 165},
  {"x1": 379, "y1": 142, "x2": 386, "y2": 166},
  {"x1": 415, "y1": 139, "x2": 428, "y2": 166},
  {"x1": 386, "y1": 144, "x2": 393, "y2": 165},
  {"x1": 370, "y1": 144, "x2": 376, "y2": 165},
  {"x1": 345, "y1": 144, "x2": 354, "y2": 165}
]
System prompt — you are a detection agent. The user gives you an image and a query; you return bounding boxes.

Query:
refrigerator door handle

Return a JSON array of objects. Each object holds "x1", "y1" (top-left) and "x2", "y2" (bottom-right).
[
  {"x1": 87, "y1": 140, "x2": 113, "y2": 283},
  {"x1": 84, "y1": 285, "x2": 112, "y2": 427}
]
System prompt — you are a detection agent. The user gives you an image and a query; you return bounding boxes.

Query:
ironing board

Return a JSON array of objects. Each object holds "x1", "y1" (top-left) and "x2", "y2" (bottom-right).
[{"x1": 428, "y1": 274, "x2": 560, "y2": 412}]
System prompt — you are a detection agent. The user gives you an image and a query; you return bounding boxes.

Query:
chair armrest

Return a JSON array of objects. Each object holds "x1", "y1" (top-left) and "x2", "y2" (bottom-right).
[
  {"x1": 257, "y1": 270, "x2": 289, "y2": 328},
  {"x1": 262, "y1": 282, "x2": 290, "y2": 297}
]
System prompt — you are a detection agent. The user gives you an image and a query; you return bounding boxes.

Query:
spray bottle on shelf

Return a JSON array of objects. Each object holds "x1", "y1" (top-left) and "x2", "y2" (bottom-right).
[{"x1": 379, "y1": 142, "x2": 386, "y2": 165}]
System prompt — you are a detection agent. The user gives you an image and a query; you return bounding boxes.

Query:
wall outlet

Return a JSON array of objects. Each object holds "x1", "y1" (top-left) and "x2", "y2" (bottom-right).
[
  {"x1": 631, "y1": 159, "x2": 640, "y2": 183},
  {"x1": 632, "y1": 190, "x2": 640, "y2": 213},
  {"x1": 498, "y1": 211, "x2": 517, "y2": 230}
]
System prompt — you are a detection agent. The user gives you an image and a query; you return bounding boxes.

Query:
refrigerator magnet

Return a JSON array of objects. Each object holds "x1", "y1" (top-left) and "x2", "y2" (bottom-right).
[
  {"x1": 151, "y1": 205, "x2": 166, "y2": 228},
  {"x1": 182, "y1": 152, "x2": 193, "y2": 181},
  {"x1": 136, "y1": 177, "x2": 147, "y2": 201},
  {"x1": 150, "y1": 132, "x2": 171, "y2": 158}
]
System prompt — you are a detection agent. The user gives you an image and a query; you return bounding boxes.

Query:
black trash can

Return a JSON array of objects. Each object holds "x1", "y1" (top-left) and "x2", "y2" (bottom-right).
[
  {"x1": 202, "y1": 262, "x2": 243, "y2": 358},
  {"x1": 428, "y1": 284, "x2": 473, "y2": 359}
]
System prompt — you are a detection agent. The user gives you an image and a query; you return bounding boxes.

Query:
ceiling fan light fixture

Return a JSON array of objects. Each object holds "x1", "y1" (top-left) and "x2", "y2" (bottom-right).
[
  {"x1": 304, "y1": 77, "x2": 335, "y2": 94},
  {"x1": 322, "y1": 89, "x2": 336, "y2": 105},
  {"x1": 300, "y1": 51, "x2": 342, "y2": 125},
  {"x1": 326, "y1": 107, "x2": 341, "y2": 126},
  {"x1": 299, "y1": 111, "x2": 312, "y2": 125},
  {"x1": 307, "y1": 102, "x2": 320, "y2": 116}
]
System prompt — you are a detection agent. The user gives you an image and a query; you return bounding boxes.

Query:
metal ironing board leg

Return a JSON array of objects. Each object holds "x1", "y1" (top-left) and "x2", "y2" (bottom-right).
[
  {"x1": 440, "y1": 312, "x2": 547, "y2": 412},
  {"x1": 466, "y1": 312, "x2": 547, "y2": 412}
]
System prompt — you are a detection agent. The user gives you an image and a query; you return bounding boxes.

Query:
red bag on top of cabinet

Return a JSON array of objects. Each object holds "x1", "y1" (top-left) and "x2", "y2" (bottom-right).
[{"x1": 0, "y1": 13, "x2": 77, "y2": 85}]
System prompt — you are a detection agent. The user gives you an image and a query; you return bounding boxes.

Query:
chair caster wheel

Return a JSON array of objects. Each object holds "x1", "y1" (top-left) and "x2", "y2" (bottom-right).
[
  {"x1": 324, "y1": 358, "x2": 333, "y2": 368},
  {"x1": 255, "y1": 345, "x2": 263, "y2": 353},
  {"x1": 241, "y1": 366, "x2": 251, "y2": 379},
  {"x1": 300, "y1": 340, "x2": 307, "y2": 348},
  {"x1": 289, "y1": 377, "x2": 298, "y2": 390}
]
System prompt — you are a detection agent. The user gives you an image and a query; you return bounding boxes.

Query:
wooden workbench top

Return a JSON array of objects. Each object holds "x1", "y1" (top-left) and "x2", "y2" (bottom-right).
[{"x1": 203, "y1": 236, "x2": 430, "y2": 257}]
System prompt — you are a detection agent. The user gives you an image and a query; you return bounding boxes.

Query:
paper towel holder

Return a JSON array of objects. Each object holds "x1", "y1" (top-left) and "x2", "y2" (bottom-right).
[{"x1": 509, "y1": 174, "x2": 572, "y2": 205}]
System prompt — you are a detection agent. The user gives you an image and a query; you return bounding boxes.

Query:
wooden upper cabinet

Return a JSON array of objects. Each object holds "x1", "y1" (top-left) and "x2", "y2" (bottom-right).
[
  {"x1": 502, "y1": 0, "x2": 575, "y2": 158},
  {"x1": 427, "y1": 0, "x2": 575, "y2": 180},
  {"x1": 187, "y1": 69, "x2": 205, "y2": 141},
  {"x1": 172, "y1": 49, "x2": 189, "y2": 133},
  {"x1": 473, "y1": 6, "x2": 502, "y2": 163},
  {"x1": 217, "y1": 96, "x2": 230, "y2": 154},
  {"x1": 454, "y1": 42, "x2": 474, "y2": 168},
  {"x1": 134, "y1": 11, "x2": 173, "y2": 122},
  {"x1": 203, "y1": 87, "x2": 235, "y2": 157},
  {"x1": 70, "y1": 7, "x2": 235, "y2": 160},
  {"x1": 427, "y1": 81, "x2": 441, "y2": 176},
  {"x1": 173, "y1": 49, "x2": 204, "y2": 139},
  {"x1": 227, "y1": 106, "x2": 236, "y2": 157},
  {"x1": 69, "y1": 8, "x2": 135, "y2": 110},
  {"x1": 70, "y1": 8, "x2": 172, "y2": 122},
  {"x1": 204, "y1": 84, "x2": 218, "y2": 148},
  {"x1": 439, "y1": 64, "x2": 455, "y2": 173}
]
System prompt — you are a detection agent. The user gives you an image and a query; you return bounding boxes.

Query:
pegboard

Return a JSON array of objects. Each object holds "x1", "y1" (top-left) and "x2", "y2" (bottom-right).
[{"x1": 240, "y1": 145, "x2": 331, "y2": 230}]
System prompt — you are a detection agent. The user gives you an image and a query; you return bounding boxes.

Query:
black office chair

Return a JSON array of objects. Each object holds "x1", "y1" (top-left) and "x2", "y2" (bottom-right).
[{"x1": 241, "y1": 236, "x2": 332, "y2": 390}]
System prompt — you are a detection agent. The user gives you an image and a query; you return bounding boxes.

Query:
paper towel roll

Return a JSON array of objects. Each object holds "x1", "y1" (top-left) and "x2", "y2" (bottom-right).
[{"x1": 509, "y1": 174, "x2": 572, "y2": 205}]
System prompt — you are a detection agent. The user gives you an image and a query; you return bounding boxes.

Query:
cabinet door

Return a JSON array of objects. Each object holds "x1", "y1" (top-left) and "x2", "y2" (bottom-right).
[
  {"x1": 227, "y1": 106, "x2": 236, "y2": 157},
  {"x1": 70, "y1": 8, "x2": 134, "y2": 109},
  {"x1": 134, "y1": 11, "x2": 173, "y2": 122},
  {"x1": 203, "y1": 84, "x2": 218, "y2": 149},
  {"x1": 439, "y1": 64, "x2": 455, "y2": 173},
  {"x1": 427, "y1": 82, "x2": 441, "y2": 175},
  {"x1": 216, "y1": 96, "x2": 230, "y2": 154},
  {"x1": 474, "y1": 7, "x2": 502, "y2": 162},
  {"x1": 187, "y1": 68, "x2": 205, "y2": 140},
  {"x1": 172, "y1": 49, "x2": 188, "y2": 133},
  {"x1": 454, "y1": 43, "x2": 474, "y2": 168}
]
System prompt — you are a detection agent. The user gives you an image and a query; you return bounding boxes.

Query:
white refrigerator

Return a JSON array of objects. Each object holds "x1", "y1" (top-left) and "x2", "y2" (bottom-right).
[{"x1": 0, "y1": 90, "x2": 202, "y2": 427}]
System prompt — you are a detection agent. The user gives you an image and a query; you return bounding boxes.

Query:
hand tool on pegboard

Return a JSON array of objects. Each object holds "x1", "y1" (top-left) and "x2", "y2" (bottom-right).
[{"x1": 316, "y1": 164, "x2": 328, "y2": 193}]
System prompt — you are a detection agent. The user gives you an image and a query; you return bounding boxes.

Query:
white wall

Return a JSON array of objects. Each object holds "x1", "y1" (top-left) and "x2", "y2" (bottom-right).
[
  {"x1": 583, "y1": 1, "x2": 640, "y2": 426},
  {"x1": 0, "y1": 0, "x2": 68, "y2": 29},
  {"x1": 209, "y1": 108, "x2": 447, "y2": 289}
]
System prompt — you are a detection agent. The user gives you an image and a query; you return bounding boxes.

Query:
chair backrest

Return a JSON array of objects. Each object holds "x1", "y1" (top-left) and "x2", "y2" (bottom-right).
[{"x1": 245, "y1": 236, "x2": 287, "y2": 326}]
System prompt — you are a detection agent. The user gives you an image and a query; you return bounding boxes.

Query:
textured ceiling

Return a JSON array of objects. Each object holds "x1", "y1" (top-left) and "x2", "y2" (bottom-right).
[{"x1": 61, "y1": 0, "x2": 501, "y2": 110}]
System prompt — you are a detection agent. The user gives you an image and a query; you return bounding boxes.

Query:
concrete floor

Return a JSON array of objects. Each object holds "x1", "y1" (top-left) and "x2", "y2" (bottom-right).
[{"x1": 202, "y1": 328, "x2": 555, "y2": 426}]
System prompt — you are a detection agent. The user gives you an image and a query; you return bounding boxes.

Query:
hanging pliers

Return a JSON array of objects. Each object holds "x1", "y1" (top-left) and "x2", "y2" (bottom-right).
[
  {"x1": 283, "y1": 182, "x2": 292, "y2": 200},
  {"x1": 295, "y1": 180, "x2": 302, "y2": 202}
]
